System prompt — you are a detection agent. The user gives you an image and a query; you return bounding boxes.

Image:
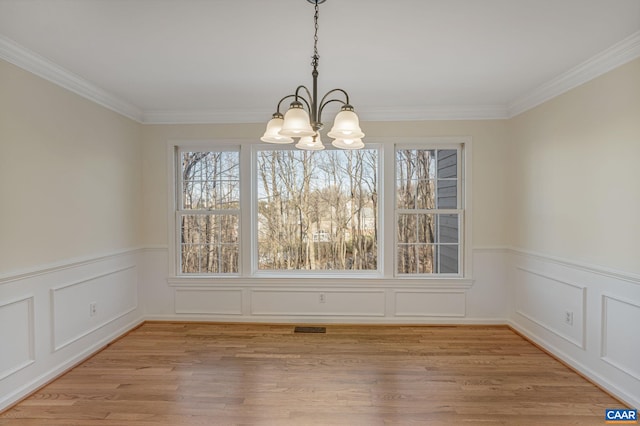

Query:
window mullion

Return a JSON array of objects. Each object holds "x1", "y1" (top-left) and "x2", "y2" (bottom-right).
[{"x1": 241, "y1": 145, "x2": 253, "y2": 276}]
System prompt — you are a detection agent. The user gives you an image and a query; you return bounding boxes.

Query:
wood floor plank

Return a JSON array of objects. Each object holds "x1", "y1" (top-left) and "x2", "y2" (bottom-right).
[{"x1": 0, "y1": 323, "x2": 627, "y2": 425}]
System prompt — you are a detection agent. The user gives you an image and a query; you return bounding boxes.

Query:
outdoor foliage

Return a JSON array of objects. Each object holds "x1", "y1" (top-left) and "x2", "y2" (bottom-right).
[
  {"x1": 180, "y1": 151, "x2": 240, "y2": 274},
  {"x1": 396, "y1": 149, "x2": 459, "y2": 274},
  {"x1": 178, "y1": 146, "x2": 460, "y2": 275},
  {"x1": 256, "y1": 148, "x2": 378, "y2": 271}
]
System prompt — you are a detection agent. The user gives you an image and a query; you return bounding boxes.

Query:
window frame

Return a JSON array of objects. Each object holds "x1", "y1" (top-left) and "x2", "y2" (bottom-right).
[
  {"x1": 250, "y1": 143, "x2": 383, "y2": 277},
  {"x1": 394, "y1": 143, "x2": 464, "y2": 277},
  {"x1": 167, "y1": 137, "x2": 472, "y2": 286},
  {"x1": 171, "y1": 142, "x2": 242, "y2": 277}
]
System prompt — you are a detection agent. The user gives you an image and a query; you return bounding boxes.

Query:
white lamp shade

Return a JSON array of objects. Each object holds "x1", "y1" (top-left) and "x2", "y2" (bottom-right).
[
  {"x1": 331, "y1": 138, "x2": 364, "y2": 150},
  {"x1": 279, "y1": 106, "x2": 315, "y2": 137},
  {"x1": 261, "y1": 117, "x2": 294, "y2": 144},
  {"x1": 296, "y1": 134, "x2": 325, "y2": 151},
  {"x1": 327, "y1": 109, "x2": 364, "y2": 139}
]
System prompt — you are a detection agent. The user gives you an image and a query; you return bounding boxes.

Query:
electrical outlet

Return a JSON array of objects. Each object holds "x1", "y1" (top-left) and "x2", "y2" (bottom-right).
[
  {"x1": 564, "y1": 311, "x2": 573, "y2": 325},
  {"x1": 90, "y1": 302, "x2": 97, "y2": 317},
  {"x1": 319, "y1": 293, "x2": 326, "y2": 303}
]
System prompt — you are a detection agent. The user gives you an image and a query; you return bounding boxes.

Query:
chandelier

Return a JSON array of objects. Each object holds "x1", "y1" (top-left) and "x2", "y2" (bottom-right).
[{"x1": 261, "y1": 0, "x2": 364, "y2": 151}]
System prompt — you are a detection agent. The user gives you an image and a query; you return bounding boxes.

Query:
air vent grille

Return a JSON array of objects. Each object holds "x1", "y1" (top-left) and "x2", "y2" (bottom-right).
[{"x1": 294, "y1": 326, "x2": 326, "y2": 333}]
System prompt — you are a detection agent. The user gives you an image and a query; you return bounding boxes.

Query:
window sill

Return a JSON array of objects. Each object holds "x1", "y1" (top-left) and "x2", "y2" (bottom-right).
[{"x1": 167, "y1": 276, "x2": 475, "y2": 289}]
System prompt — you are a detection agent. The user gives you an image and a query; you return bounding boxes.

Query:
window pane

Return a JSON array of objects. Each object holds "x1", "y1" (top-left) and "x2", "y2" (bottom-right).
[
  {"x1": 437, "y1": 150, "x2": 457, "y2": 178},
  {"x1": 398, "y1": 177, "x2": 438, "y2": 210},
  {"x1": 439, "y1": 245, "x2": 459, "y2": 274},
  {"x1": 437, "y1": 180, "x2": 457, "y2": 208},
  {"x1": 396, "y1": 149, "x2": 438, "y2": 209},
  {"x1": 439, "y1": 214, "x2": 459, "y2": 244},
  {"x1": 396, "y1": 245, "x2": 415, "y2": 274},
  {"x1": 399, "y1": 214, "x2": 458, "y2": 246},
  {"x1": 416, "y1": 179, "x2": 435, "y2": 209},
  {"x1": 417, "y1": 244, "x2": 435, "y2": 274},
  {"x1": 220, "y1": 245, "x2": 239, "y2": 273},
  {"x1": 181, "y1": 151, "x2": 240, "y2": 210},
  {"x1": 396, "y1": 179, "x2": 415, "y2": 209},
  {"x1": 397, "y1": 244, "x2": 438, "y2": 274},
  {"x1": 180, "y1": 214, "x2": 239, "y2": 274},
  {"x1": 417, "y1": 214, "x2": 436, "y2": 243},
  {"x1": 396, "y1": 243, "x2": 459, "y2": 275},
  {"x1": 397, "y1": 214, "x2": 417, "y2": 244},
  {"x1": 257, "y1": 148, "x2": 378, "y2": 271},
  {"x1": 396, "y1": 150, "x2": 418, "y2": 180}
]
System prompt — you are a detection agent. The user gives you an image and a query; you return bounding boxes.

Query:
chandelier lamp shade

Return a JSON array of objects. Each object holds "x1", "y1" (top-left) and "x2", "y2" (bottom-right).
[{"x1": 260, "y1": 0, "x2": 364, "y2": 150}]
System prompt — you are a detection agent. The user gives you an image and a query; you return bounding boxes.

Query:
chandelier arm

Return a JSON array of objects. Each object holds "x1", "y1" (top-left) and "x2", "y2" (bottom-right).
[
  {"x1": 291, "y1": 94, "x2": 312, "y2": 114},
  {"x1": 317, "y1": 98, "x2": 346, "y2": 124},
  {"x1": 275, "y1": 93, "x2": 311, "y2": 115},
  {"x1": 294, "y1": 85, "x2": 313, "y2": 104},
  {"x1": 318, "y1": 89, "x2": 350, "y2": 112},
  {"x1": 275, "y1": 94, "x2": 297, "y2": 113},
  {"x1": 276, "y1": 88, "x2": 312, "y2": 112},
  {"x1": 292, "y1": 85, "x2": 314, "y2": 119}
]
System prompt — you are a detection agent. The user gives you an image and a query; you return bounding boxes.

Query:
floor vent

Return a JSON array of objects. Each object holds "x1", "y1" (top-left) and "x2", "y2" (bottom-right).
[{"x1": 294, "y1": 326, "x2": 326, "y2": 334}]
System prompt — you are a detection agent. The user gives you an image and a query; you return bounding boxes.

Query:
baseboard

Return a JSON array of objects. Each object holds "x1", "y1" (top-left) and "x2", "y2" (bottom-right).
[
  {"x1": 508, "y1": 320, "x2": 638, "y2": 409},
  {"x1": 143, "y1": 314, "x2": 509, "y2": 325},
  {"x1": 0, "y1": 247, "x2": 145, "y2": 413},
  {"x1": 0, "y1": 318, "x2": 145, "y2": 413}
]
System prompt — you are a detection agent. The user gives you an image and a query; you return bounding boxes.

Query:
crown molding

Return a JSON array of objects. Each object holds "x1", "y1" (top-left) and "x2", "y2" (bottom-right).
[
  {"x1": 3, "y1": 30, "x2": 639, "y2": 124},
  {"x1": 0, "y1": 35, "x2": 143, "y2": 122},
  {"x1": 508, "y1": 30, "x2": 640, "y2": 118}
]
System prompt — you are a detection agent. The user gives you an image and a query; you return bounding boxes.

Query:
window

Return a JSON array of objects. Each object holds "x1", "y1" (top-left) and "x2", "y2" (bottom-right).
[
  {"x1": 171, "y1": 138, "x2": 469, "y2": 281},
  {"x1": 177, "y1": 149, "x2": 240, "y2": 274},
  {"x1": 395, "y1": 147, "x2": 462, "y2": 275},
  {"x1": 256, "y1": 147, "x2": 379, "y2": 271}
]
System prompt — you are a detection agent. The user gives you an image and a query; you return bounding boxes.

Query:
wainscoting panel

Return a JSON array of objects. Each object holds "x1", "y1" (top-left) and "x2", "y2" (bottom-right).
[
  {"x1": 52, "y1": 265, "x2": 138, "y2": 351},
  {"x1": 175, "y1": 288, "x2": 242, "y2": 315},
  {"x1": 508, "y1": 248, "x2": 640, "y2": 409},
  {"x1": 394, "y1": 290, "x2": 466, "y2": 317},
  {"x1": 148, "y1": 248, "x2": 509, "y2": 323},
  {"x1": 0, "y1": 296, "x2": 34, "y2": 380},
  {"x1": 515, "y1": 267, "x2": 585, "y2": 348},
  {"x1": 250, "y1": 290, "x2": 386, "y2": 317},
  {"x1": 0, "y1": 249, "x2": 143, "y2": 412},
  {"x1": 601, "y1": 294, "x2": 640, "y2": 381}
]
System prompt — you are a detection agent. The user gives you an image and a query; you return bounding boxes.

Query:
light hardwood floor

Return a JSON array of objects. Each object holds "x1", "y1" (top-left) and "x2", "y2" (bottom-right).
[{"x1": 0, "y1": 323, "x2": 626, "y2": 425}]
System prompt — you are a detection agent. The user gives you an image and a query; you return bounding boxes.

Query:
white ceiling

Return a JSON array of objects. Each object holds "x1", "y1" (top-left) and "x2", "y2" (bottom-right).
[{"x1": 1, "y1": 0, "x2": 639, "y2": 123}]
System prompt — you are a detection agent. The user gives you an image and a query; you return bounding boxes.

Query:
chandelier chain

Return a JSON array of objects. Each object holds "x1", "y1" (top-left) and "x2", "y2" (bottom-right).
[{"x1": 311, "y1": 1, "x2": 319, "y2": 69}]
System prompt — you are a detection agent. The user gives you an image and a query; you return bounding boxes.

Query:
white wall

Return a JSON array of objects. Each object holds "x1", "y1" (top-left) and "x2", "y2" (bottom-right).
[
  {"x1": 139, "y1": 120, "x2": 511, "y2": 323},
  {"x1": 508, "y1": 58, "x2": 640, "y2": 275},
  {"x1": 0, "y1": 60, "x2": 143, "y2": 272},
  {"x1": 141, "y1": 248, "x2": 508, "y2": 324},
  {"x1": 0, "y1": 59, "x2": 144, "y2": 410},
  {"x1": 507, "y1": 58, "x2": 640, "y2": 408}
]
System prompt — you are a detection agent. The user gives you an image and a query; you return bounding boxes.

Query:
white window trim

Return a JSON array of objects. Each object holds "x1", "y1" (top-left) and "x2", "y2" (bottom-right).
[
  {"x1": 175, "y1": 145, "x2": 241, "y2": 276},
  {"x1": 167, "y1": 140, "x2": 243, "y2": 278},
  {"x1": 166, "y1": 137, "x2": 473, "y2": 287},
  {"x1": 249, "y1": 142, "x2": 384, "y2": 279},
  {"x1": 393, "y1": 141, "x2": 466, "y2": 277}
]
